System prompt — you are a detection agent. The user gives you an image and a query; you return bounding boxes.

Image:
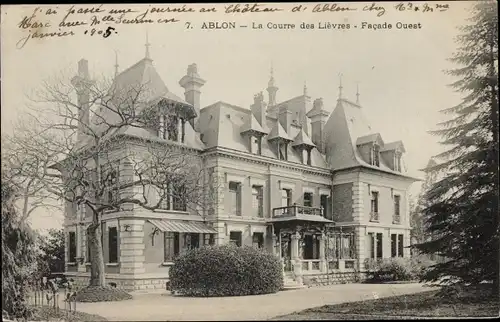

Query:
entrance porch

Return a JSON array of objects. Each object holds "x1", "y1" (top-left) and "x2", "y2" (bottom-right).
[{"x1": 270, "y1": 205, "x2": 358, "y2": 286}]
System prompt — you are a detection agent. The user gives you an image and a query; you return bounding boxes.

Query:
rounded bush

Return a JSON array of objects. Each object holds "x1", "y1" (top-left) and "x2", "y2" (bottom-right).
[
  {"x1": 73, "y1": 286, "x2": 132, "y2": 302},
  {"x1": 169, "y1": 245, "x2": 283, "y2": 297},
  {"x1": 366, "y1": 256, "x2": 436, "y2": 283}
]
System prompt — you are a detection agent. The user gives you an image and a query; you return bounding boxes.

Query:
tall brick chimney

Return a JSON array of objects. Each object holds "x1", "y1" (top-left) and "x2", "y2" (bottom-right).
[
  {"x1": 71, "y1": 59, "x2": 91, "y2": 142},
  {"x1": 179, "y1": 63, "x2": 206, "y2": 132},
  {"x1": 306, "y1": 98, "x2": 329, "y2": 153}
]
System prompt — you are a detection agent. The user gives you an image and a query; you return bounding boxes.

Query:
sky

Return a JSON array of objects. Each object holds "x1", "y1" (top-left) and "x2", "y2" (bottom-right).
[{"x1": 1, "y1": 2, "x2": 473, "y2": 233}]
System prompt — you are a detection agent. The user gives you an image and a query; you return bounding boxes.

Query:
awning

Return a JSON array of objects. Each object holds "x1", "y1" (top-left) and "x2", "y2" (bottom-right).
[{"x1": 148, "y1": 219, "x2": 217, "y2": 234}]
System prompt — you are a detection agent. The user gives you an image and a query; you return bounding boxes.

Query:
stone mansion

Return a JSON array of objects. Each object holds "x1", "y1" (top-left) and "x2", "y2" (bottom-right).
[{"x1": 64, "y1": 47, "x2": 418, "y2": 290}]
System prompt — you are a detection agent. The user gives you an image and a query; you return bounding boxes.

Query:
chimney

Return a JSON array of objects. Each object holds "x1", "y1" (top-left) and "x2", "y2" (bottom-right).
[
  {"x1": 71, "y1": 59, "x2": 91, "y2": 142},
  {"x1": 306, "y1": 98, "x2": 329, "y2": 153},
  {"x1": 278, "y1": 105, "x2": 292, "y2": 134},
  {"x1": 179, "y1": 63, "x2": 206, "y2": 132},
  {"x1": 251, "y1": 92, "x2": 267, "y2": 128}
]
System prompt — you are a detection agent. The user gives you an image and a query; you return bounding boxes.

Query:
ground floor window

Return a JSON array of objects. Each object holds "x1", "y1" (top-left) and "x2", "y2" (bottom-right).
[
  {"x1": 164, "y1": 232, "x2": 180, "y2": 262},
  {"x1": 367, "y1": 232, "x2": 383, "y2": 259},
  {"x1": 303, "y1": 234, "x2": 320, "y2": 259},
  {"x1": 108, "y1": 227, "x2": 118, "y2": 263},
  {"x1": 376, "y1": 233, "x2": 383, "y2": 258},
  {"x1": 68, "y1": 231, "x2": 76, "y2": 263},
  {"x1": 203, "y1": 233, "x2": 215, "y2": 246},
  {"x1": 230, "y1": 231, "x2": 242, "y2": 247},
  {"x1": 398, "y1": 234, "x2": 404, "y2": 258},
  {"x1": 252, "y1": 232, "x2": 264, "y2": 249},
  {"x1": 185, "y1": 233, "x2": 200, "y2": 250},
  {"x1": 391, "y1": 233, "x2": 405, "y2": 258}
]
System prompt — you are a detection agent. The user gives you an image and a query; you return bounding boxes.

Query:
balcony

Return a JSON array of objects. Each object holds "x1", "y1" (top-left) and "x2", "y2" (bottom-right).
[
  {"x1": 369, "y1": 212, "x2": 379, "y2": 222},
  {"x1": 273, "y1": 205, "x2": 323, "y2": 218}
]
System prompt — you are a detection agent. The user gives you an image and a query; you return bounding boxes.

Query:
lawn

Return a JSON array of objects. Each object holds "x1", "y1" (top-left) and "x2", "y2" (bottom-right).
[
  {"x1": 272, "y1": 284, "x2": 499, "y2": 320},
  {"x1": 30, "y1": 306, "x2": 107, "y2": 321}
]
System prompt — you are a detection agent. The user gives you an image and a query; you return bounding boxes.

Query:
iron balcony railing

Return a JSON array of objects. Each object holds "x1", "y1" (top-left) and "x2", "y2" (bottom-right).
[
  {"x1": 370, "y1": 212, "x2": 379, "y2": 222},
  {"x1": 272, "y1": 205, "x2": 323, "y2": 218}
]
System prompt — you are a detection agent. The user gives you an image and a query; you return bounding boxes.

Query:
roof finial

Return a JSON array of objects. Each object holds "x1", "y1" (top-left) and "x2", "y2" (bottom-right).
[
  {"x1": 268, "y1": 61, "x2": 276, "y2": 88},
  {"x1": 114, "y1": 50, "x2": 119, "y2": 77},
  {"x1": 145, "y1": 31, "x2": 151, "y2": 59},
  {"x1": 303, "y1": 81, "x2": 308, "y2": 96},
  {"x1": 338, "y1": 73, "x2": 343, "y2": 99},
  {"x1": 356, "y1": 81, "x2": 360, "y2": 104}
]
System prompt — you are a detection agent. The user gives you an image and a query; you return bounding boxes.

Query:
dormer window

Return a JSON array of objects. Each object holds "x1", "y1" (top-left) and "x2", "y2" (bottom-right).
[
  {"x1": 370, "y1": 144, "x2": 380, "y2": 167},
  {"x1": 301, "y1": 149, "x2": 312, "y2": 165},
  {"x1": 159, "y1": 114, "x2": 185, "y2": 143},
  {"x1": 278, "y1": 142, "x2": 288, "y2": 160},
  {"x1": 250, "y1": 135, "x2": 262, "y2": 155},
  {"x1": 394, "y1": 152, "x2": 402, "y2": 172}
]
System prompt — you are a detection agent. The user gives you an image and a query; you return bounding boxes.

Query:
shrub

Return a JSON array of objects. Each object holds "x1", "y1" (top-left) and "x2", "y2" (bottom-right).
[
  {"x1": 169, "y1": 245, "x2": 283, "y2": 297},
  {"x1": 73, "y1": 286, "x2": 132, "y2": 302},
  {"x1": 365, "y1": 256, "x2": 436, "y2": 283}
]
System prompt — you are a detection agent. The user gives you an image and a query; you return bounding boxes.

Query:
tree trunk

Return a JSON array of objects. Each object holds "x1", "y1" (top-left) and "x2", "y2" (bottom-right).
[{"x1": 88, "y1": 222, "x2": 106, "y2": 287}]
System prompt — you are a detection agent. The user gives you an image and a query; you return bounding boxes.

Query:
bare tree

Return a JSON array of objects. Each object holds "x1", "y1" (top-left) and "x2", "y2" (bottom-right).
[
  {"x1": 20, "y1": 60, "x2": 216, "y2": 288},
  {"x1": 2, "y1": 116, "x2": 62, "y2": 223}
]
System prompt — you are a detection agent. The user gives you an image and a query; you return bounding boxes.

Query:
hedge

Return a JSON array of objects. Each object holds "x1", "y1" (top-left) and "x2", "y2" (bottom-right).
[
  {"x1": 169, "y1": 244, "x2": 283, "y2": 297},
  {"x1": 365, "y1": 256, "x2": 436, "y2": 282}
]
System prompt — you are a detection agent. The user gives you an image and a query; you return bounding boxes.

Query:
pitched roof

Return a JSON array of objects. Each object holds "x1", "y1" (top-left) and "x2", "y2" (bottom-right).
[
  {"x1": 292, "y1": 128, "x2": 315, "y2": 147},
  {"x1": 323, "y1": 98, "x2": 416, "y2": 179},
  {"x1": 356, "y1": 133, "x2": 384, "y2": 146},
  {"x1": 268, "y1": 122, "x2": 293, "y2": 142},
  {"x1": 112, "y1": 58, "x2": 188, "y2": 106},
  {"x1": 381, "y1": 140, "x2": 406, "y2": 153},
  {"x1": 240, "y1": 114, "x2": 268, "y2": 135}
]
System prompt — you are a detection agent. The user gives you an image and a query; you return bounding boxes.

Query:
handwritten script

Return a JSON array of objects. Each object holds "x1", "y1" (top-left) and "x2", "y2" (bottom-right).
[{"x1": 14, "y1": 2, "x2": 450, "y2": 49}]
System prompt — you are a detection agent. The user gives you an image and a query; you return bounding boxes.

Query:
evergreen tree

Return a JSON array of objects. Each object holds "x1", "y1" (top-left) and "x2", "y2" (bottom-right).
[
  {"x1": 36, "y1": 228, "x2": 65, "y2": 276},
  {"x1": 413, "y1": 1, "x2": 499, "y2": 292},
  {"x1": 1, "y1": 182, "x2": 38, "y2": 319}
]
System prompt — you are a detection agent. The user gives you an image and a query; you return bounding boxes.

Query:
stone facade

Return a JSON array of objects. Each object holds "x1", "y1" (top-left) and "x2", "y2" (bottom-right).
[{"x1": 63, "y1": 52, "x2": 418, "y2": 291}]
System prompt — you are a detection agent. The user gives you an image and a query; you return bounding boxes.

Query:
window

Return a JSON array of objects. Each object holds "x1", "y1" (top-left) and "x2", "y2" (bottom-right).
[
  {"x1": 252, "y1": 232, "x2": 264, "y2": 249},
  {"x1": 159, "y1": 114, "x2": 185, "y2": 143},
  {"x1": 159, "y1": 185, "x2": 171, "y2": 210},
  {"x1": 391, "y1": 234, "x2": 397, "y2": 258},
  {"x1": 181, "y1": 119, "x2": 185, "y2": 143},
  {"x1": 203, "y1": 233, "x2": 215, "y2": 246},
  {"x1": 320, "y1": 194, "x2": 329, "y2": 217},
  {"x1": 367, "y1": 233, "x2": 375, "y2": 259},
  {"x1": 228, "y1": 182, "x2": 241, "y2": 216},
  {"x1": 167, "y1": 115, "x2": 179, "y2": 141},
  {"x1": 250, "y1": 136, "x2": 262, "y2": 155},
  {"x1": 108, "y1": 227, "x2": 118, "y2": 263},
  {"x1": 370, "y1": 144, "x2": 380, "y2": 166},
  {"x1": 278, "y1": 142, "x2": 288, "y2": 160},
  {"x1": 185, "y1": 233, "x2": 200, "y2": 250},
  {"x1": 172, "y1": 183, "x2": 187, "y2": 211},
  {"x1": 394, "y1": 153, "x2": 402, "y2": 172},
  {"x1": 393, "y1": 195, "x2": 401, "y2": 223},
  {"x1": 282, "y1": 189, "x2": 292, "y2": 207},
  {"x1": 68, "y1": 232, "x2": 76, "y2": 263},
  {"x1": 370, "y1": 191, "x2": 379, "y2": 221},
  {"x1": 398, "y1": 234, "x2": 404, "y2": 258},
  {"x1": 376, "y1": 233, "x2": 383, "y2": 258},
  {"x1": 86, "y1": 228, "x2": 91, "y2": 262},
  {"x1": 303, "y1": 192, "x2": 313, "y2": 208},
  {"x1": 307, "y1": 149, "x2": 312, "y2": 166},
  {"x1": 252, "y1": 185, "x2": 263, "y2": 218},
  {"x1": 303, "y1": 234, "x2": 320, "y2": 259},
  {"x1": 159, "y1": 115, "x2": 166, "y2": 139},
  {"x1": 164, "y1": 232, "x2": 180, "y2": 262},
  {"x1": 101, "y1": 162, "x2": 120, "y2": 205},
  {"x1": 230, "y1": 231, "x2": 242, "y2": 247}
]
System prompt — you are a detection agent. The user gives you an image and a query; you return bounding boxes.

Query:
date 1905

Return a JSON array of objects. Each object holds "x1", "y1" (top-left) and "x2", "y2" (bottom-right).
[{"x1": 84, "y1": 26, "x2": 117, "y2": 37}]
